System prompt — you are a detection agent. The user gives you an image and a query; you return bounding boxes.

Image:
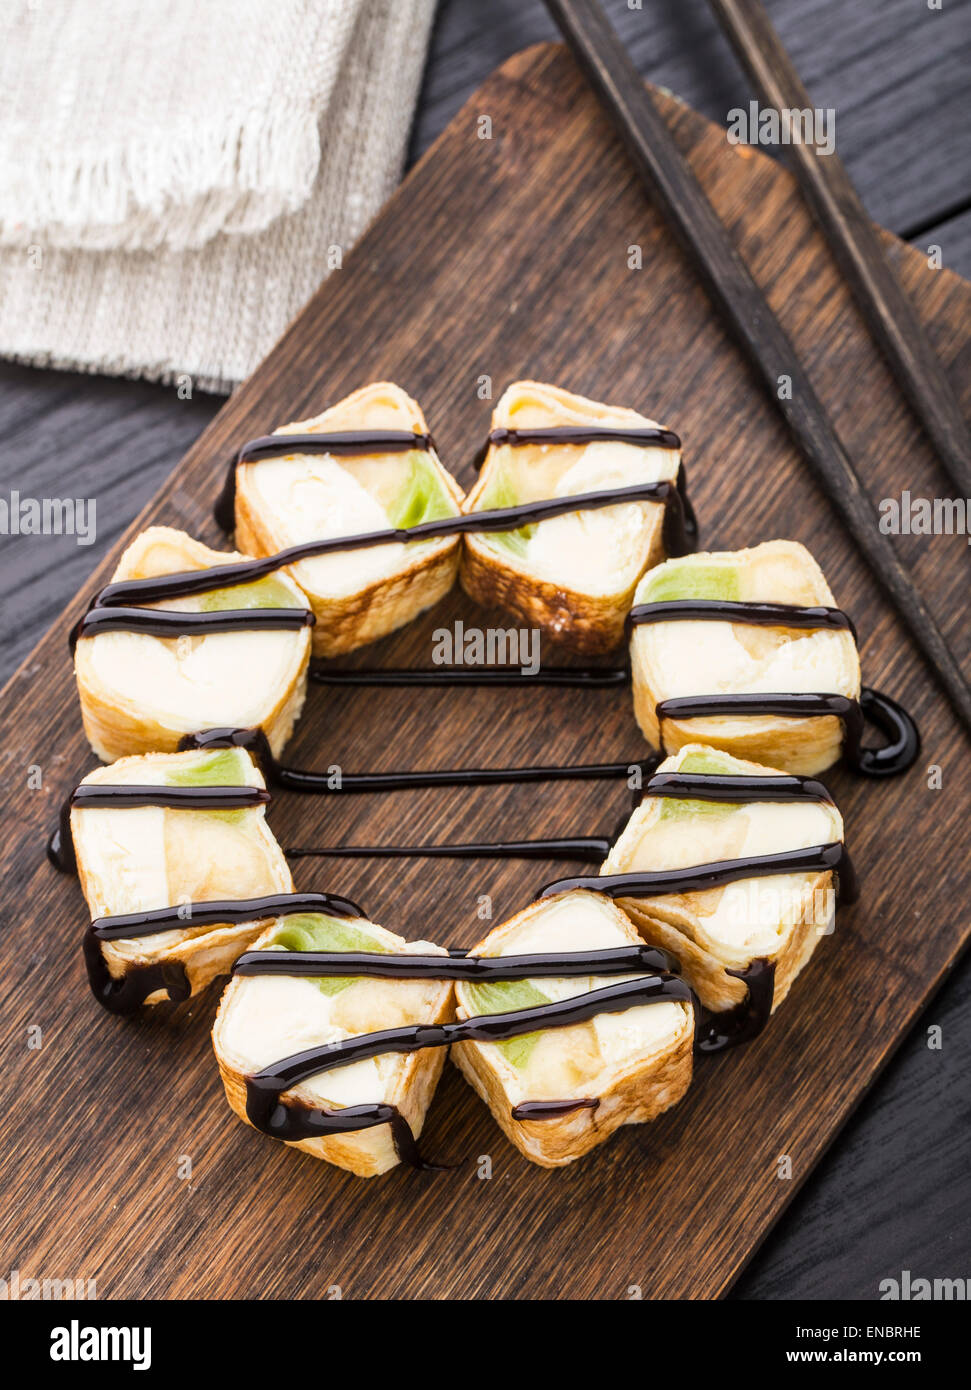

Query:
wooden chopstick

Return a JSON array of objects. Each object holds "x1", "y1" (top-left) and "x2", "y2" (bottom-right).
[
  {"x1": 708, "y1": 0, "x2": 971, "y2": 500},
  {"x1": 543, "y1": 0, "x2": 971, "y2": 737}
]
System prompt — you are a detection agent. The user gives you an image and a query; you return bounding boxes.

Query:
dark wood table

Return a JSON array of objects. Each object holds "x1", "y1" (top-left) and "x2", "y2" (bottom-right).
[{"x1": 1, "y1": 0, "x2": 968, "y2": 1300}]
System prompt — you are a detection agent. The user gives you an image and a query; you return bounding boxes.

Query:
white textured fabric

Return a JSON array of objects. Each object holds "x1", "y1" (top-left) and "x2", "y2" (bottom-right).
[{"x1": 0, "y1": 0, "x2": 436, "y2": 393}]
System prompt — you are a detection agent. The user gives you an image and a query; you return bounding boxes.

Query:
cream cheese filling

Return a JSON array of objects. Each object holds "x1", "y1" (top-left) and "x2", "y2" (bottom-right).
[
  {"x1": 74, "y1": 753, "x2": 282, "y2": 958},
  {"x1": 639, "y1": 621, "x2": 853, "y2": 698},
  {"x1": 244, "y1": 455, "x2": 451, "y2": 598},
  {"x1": 488, "y1": 440, "x2": 677, "y2": 595},
  {"x1": 219, "y1": 933, "x2": 446, "y2": 1111},
  {"x1": 631, "y1": 542, "x2": 860, "y2": 702},
  {"x1": 611, "y1": 784, "x2": 842, "y2": 959},
  {"x1": 87, "y1": 624, "x2": 306, "y2": 731}
]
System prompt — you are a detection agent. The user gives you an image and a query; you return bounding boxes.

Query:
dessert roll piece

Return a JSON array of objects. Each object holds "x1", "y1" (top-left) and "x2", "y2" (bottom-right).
[
  {"x1": 75, "y1": 527, "x2": 311, "y2": 762},
  {"x1": 460, "y1": 381, "x2": 685, "y2": 654},
  {"x1": 74, "y1": 747, "x2": 292, "y2": 1009},
  {"x1": 213, "y1": 914, "x2": 454, "y2": 1178},
  {"x1": 233, "y1": 381, "x2": 465, "y2": 656},
  {"x1": 602, "y1": 744, "x2": 845, "y2": 1020},
  {"x1": 630, "y1": 541, "x2": 861, "y2": 774},
  {"x1": 451, "y1": 890, "x2": 693, "y2": 1168}
]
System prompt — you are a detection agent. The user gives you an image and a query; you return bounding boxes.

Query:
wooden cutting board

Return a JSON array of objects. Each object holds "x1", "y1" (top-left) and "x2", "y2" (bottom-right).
[{"x1": 1, "y1": 43, "x2": 968, "y2": 1301}]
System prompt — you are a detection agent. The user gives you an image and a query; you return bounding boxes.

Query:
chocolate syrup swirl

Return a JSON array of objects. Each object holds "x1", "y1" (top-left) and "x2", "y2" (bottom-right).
[
  {"x1": 243, "y1": 974, "x2": 691, "y2": 1164},
  {"x1": 47, "y1": 782, "x2": 270, "y2": 874},
  {"x1": 215, "y1": 428, "x2": 434, "y2": 533},
  {"x1": 178, "y1": 724, "x2": 661, "y2": 796},
  {"x1": 84, "y1": 892, "x2": 365, "y2": 1016},
  {"x1": 629, "y1": 598, "x2": 857, "y2": 640},
  {"x1": 72, "y1": 605, "x2": 313, "y2": 646},
  {"x1": 655, "y1": 687, "x2": 919, "y2": 778}
]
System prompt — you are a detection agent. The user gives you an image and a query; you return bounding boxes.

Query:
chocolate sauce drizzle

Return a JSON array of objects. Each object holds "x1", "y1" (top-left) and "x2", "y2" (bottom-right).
[
  {"x1": 539, "y1": 840, "x2": 856, "y2": 1052},
  {"x1": 539, "y1": 842, "x2": 858, "y2": 907},
  {"x1": 510, "y1": 1098, "x2": 600, "y2": 1121},
  {"x1": 243, "y1": 974, "x2": 691, "y2": 1165},
  {"x1": 655, "y1": 687, "x2": 919, "y2": 778},
  {"x1": 82, "y1": 945, "x2": 195, "y2": 1020},
  {"x1": 642, "y1": 768, "x2": 834, "y2": 805},
  {"x1": 215, "y1": 429, "x2": 434, "y2": 533},
  {"x1": 309, "y1": 662, "x2": 630, "y2": 690},
  {"x1": 72, "y1": 605, "x2": 313, "y2": 646},
  {"x1": 695, "y1": 959, "x2": 777, "y2": 1054},
  {"x1": 284, "y1": 772, "x2": 833, "y2": 860},
  {"x1": 84, "y1": 892, "x2": 365, "y2": 1016},
  {"x1": 626, "y1": 596, "x2": 917, "y2": 777},
  {"x1": 47, "y1": 782, "x2": 270, "y2": 874},
  {"x1": 629, "y1": 598, "x2": 857, "y2": 640},
  {"x1": 66, "y1": 765, "x2": 850, "y2": 1063},
  {"x1": 77, "y1": 421, "x2": 696, "y2": 670},
  {"x1": 233, "y1": 792, "x2": 852, "y2": 1159},
  {"x1": 472, "y1": 423, "x2": 682, "y2": 469},
  {"x1": 81, "y1": 939, "x2": 191, "y2": 1018},
  {"x1": 297, "y1": 438, "x2": 692, "y2": 692},
  {"x1": 233, "y1": 942, "x2": 678, "y2": 982},
  {"x1": 178, "y1": 723, "x2": 662, "y2": 796},
  {"x1": 306, "y1": 593, "x2": 848, "y2": 691},
  {"x1": 78, "y1": 482, "x2": 697, "y2": 636},
  {"x1": 310, "y1": 602, "x2": 917, "y2": 779},
  {"x1": 286, "y1": 836, "x2": 614, "y2": 863}
]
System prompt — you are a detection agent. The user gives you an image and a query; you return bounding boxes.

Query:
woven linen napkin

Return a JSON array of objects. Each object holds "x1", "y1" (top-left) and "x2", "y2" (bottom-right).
[{"x1": 0, "y1": 0, "x2": 436, "y2": 393}]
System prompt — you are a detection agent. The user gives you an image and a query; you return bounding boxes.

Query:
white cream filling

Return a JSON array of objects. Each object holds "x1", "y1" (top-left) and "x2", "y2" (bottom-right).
[
  {"x1": 220, "y1": 938, "x2": 446, "y2": 1111},
  {"x1": 496, "y1": 441, "x2": 676, "y2": 595},
  {"x1": 74, "y1": 753, "x2": 275, "y2": 958},
  {"x1": 462, "y1": 894, "x2": 687, "y2": 1103},
  {"x1": 640, "y1": 622, "x2": 849, "y2": 697},
  {"x1": 87, "y1": 626, "x2": 304, "y2": 730},
  {"x1": 245, "y1": 456, "x2": 419, "y2": 597},
  {"x1": 221, "y1": 975, "x2": 390, "y2": 1108},
  {"x1": 80, "y1": 804, "x2": 169, "y2": 920},
  {"x1": 617, "y1": 796, "x2": 841, "y2": 956}
]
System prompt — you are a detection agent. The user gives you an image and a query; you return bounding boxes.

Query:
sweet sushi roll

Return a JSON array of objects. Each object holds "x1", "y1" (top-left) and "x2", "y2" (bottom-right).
[
  {"x1": 451, "y1": 889, "x2": 694, "y2": 1168},
  {"x1": 72, "y1": 746, "x2": 293, "y2": 1011},
  {"x1": 74, "y1": 527, "x2": 312, "y2": 762},
  {"x1": 629, "y1": 540, "x2": 861, "y2": 775},
  {"x1": 213, "y1": 913, "x2": 455, "y2": 1178},
  {"x1": 231, "y1": 381, "x2": 466, "y2": 656},
  {"x1": 459, "y1": 381, "x2": 687, "y2": 654},
  {"x1": 600, "y1": 744, "x2": 848, "y2": 1036}
]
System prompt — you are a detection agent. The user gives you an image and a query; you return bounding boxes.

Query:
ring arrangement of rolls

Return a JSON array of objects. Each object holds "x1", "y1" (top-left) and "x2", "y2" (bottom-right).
[{"x1": 55, "y1": 379, "x2": 917, "y2": 1174}]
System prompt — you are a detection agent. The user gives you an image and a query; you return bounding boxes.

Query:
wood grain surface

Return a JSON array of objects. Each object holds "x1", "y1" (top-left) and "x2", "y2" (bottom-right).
[
  {"x1": 414, "y1": 0, "x2": 971, "y2": 246},
  {"x1": 0, "y1": 43, "x2": 968, "y2": 1301}
]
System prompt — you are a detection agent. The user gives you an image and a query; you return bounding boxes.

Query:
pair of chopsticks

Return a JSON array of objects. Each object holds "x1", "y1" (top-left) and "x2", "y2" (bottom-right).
[
  {"x1": 543, "y1": 0, "x2": 971, "y2": 738},
  {"x1": 709, "y1": 0, "x2": 971, "y2": 499}
]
